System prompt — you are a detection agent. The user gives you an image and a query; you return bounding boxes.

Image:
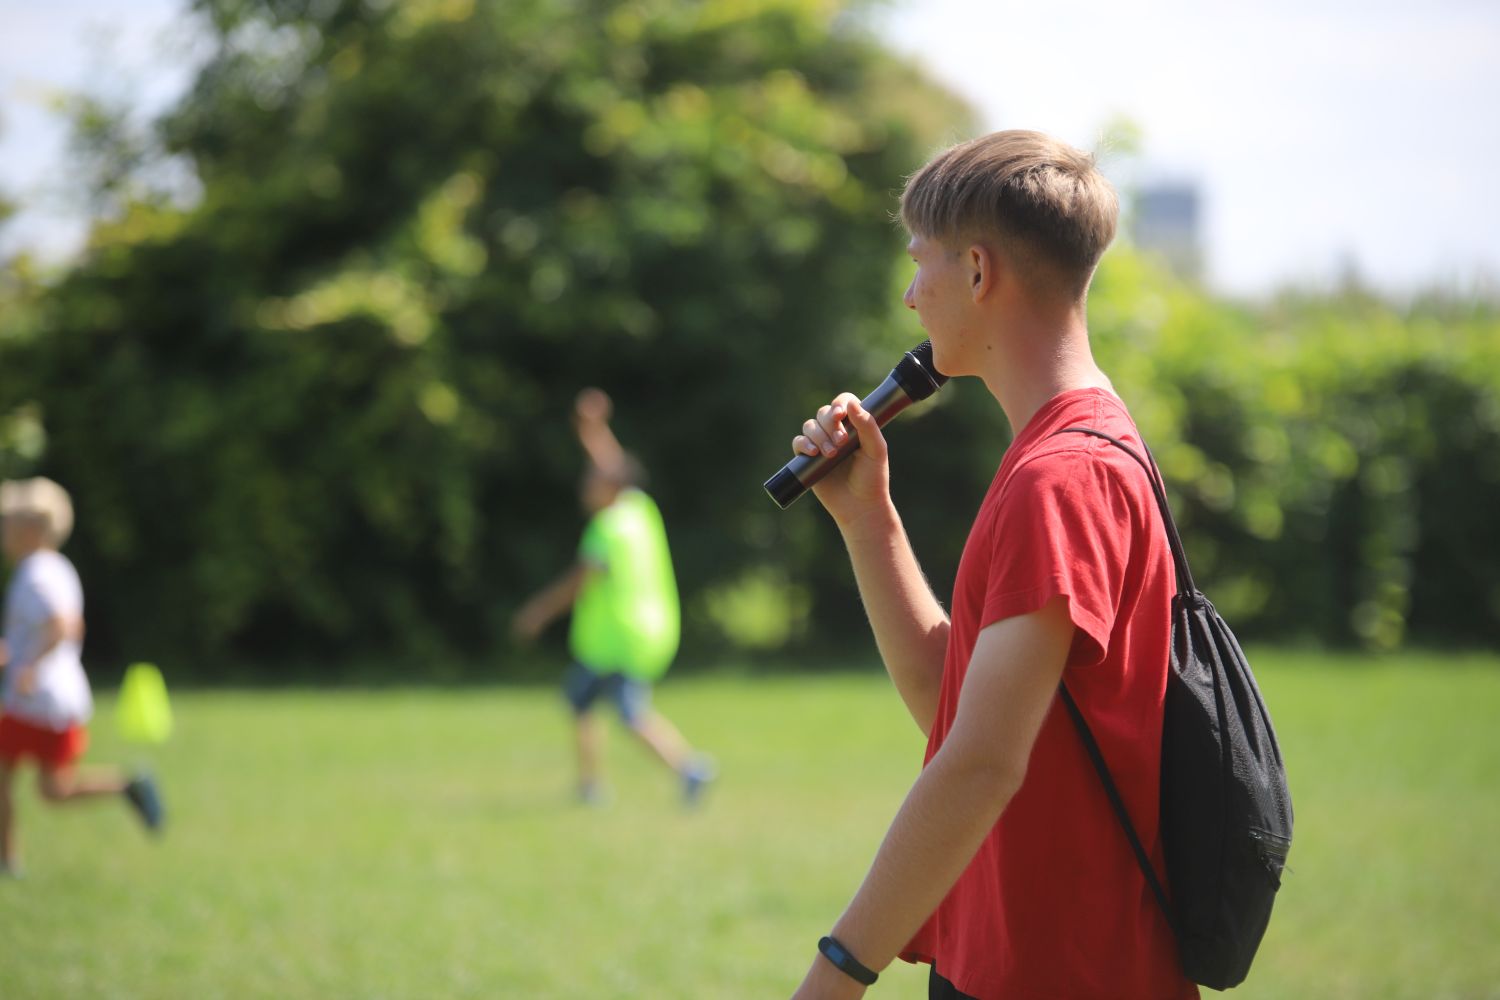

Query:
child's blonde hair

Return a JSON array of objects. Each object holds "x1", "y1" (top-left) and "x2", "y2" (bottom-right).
[{"x1": 0, "y1": 477, "x2": 75, "y2": 548}]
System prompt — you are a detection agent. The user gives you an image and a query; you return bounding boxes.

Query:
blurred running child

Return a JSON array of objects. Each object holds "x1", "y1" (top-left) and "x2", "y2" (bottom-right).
[
  {"x1": 512, "y1": 389, "x2": 713, "y2": 805},
  {"x1": 1, "y1": 477, "x2": 163, "y2": 876}
]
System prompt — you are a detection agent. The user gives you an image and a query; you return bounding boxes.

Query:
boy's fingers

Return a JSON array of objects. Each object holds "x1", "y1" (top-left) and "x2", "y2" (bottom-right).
[
  {"x1": 792, "y1": 393, "x2": 862, "y2": 458},
  {"x1": 809, "y1": 409, "x2": 843, "y2": 456},
  {"x1": 801, "y1": 418, "x2": 830, "y2": 455},
  {"x1": 846, "y1": 400, "x2": 887, "y2": 459},
  {"x1": 817, "y1": 401, "x2": 855, "y2": 452}
]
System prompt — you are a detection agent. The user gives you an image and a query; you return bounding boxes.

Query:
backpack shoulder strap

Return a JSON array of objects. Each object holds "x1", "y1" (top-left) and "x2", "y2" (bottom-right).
[
  {"x1": 1058, "y1": 682, "x2": 1178, "y2": 938},
  {"x1": 1050, "y1": 425, "x2": 1186, "y2": 940}
]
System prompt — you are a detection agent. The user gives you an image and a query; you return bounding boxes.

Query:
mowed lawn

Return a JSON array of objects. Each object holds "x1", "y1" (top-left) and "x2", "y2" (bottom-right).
[{"x1": 2, "y1": 652, "x2": 1498, "y2": 999}]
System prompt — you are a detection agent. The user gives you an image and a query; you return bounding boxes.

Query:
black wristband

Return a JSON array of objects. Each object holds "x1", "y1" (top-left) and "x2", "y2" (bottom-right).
[{"x1": 817, "y1": 935, "x2": 879, "y2": 986}]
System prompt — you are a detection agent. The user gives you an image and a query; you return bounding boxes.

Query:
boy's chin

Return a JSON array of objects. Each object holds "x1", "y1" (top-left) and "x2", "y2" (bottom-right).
[{"x1": 928, "y1": 342, "x2": 962, "y2": 378}]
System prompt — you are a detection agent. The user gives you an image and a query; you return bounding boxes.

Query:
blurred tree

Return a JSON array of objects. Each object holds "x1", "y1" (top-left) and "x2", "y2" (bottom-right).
[
  {"x1": 1087, "y1": 253, "x2": 1500, "y2": 652},
  {"x1": 0, "y1": 0, "x2": 973, "y2": 675},
  {"x1": 5, "y1": 0, "x2": 1498, "y2": 674}
]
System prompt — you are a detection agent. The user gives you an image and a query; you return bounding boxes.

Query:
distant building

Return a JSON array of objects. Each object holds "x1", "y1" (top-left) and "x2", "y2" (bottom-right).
[{"x1": 1131, "y1": 182, "x2": 1203, "y2": 282}]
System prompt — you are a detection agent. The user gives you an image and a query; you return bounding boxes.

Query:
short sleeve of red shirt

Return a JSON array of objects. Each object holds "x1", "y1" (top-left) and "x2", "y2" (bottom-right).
[{"x1": 982, "y1": 448, "x2": 1134, "y2": 669}]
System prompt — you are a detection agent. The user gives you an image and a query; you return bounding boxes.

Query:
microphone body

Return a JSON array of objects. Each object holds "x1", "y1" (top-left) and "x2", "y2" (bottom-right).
[{"x1": 764, "y1": 341, "x2": 948, "y2": 509}]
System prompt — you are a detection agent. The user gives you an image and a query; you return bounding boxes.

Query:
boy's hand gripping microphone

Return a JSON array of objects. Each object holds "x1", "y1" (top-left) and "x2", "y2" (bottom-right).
[{"x1": 763, "y1": 340, "x2": 949, "y2": 509}]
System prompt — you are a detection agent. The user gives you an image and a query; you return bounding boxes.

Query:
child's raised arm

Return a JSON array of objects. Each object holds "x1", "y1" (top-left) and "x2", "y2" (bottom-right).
[{"x1": 573, "y1": 388, "x2": 628, "y2": 479}]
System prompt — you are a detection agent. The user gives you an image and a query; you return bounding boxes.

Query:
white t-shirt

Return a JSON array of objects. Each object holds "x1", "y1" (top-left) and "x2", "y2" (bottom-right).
[{"x1": 3, "y1": 549, "x2": 93, "y2": 730}]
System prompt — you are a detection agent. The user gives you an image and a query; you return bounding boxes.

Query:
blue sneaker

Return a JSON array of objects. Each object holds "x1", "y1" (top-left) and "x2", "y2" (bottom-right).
[
  {"x1": 682, "y1": 757, "x2": 716, "y2": 807},
  {"x1": 124, "y1": 774, "x2": 165, "y2": 832}
]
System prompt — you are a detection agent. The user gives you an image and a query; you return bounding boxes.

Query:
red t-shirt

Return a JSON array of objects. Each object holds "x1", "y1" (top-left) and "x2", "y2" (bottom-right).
[{"x1": 902, "y1": 388, "x2": 1197, "y2": 1000}]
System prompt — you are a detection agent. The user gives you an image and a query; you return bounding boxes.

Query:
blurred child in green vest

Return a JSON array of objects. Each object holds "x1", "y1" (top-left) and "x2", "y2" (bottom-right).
[{"x1": 512, "y1": 389, "x2": 713, "y2": 805}]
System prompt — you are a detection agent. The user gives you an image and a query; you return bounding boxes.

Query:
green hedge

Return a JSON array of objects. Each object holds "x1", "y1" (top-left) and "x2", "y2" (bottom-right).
[
  {"x1": 0, "y1": 0, "x2": 976, "y2": 677},
  {"x1": 1087, "y1": 253, "x2": 1500, "y2": 649},
  {"x1": 2, "y1": 1, "x2": 1496, "y2": 674}
]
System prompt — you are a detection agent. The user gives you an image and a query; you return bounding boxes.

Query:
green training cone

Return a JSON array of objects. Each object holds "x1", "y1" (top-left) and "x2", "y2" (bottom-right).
[{"x1": 116, "y1": 662, "x2": 173, "y2": 745}]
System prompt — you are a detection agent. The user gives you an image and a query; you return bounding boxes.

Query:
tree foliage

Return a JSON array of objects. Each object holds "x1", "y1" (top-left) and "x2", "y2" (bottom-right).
[
  {"x1": 1087, "y1": 256, "x2": 1500, "y2": 651},
  {"x1": 0, "y1": 0, "x2": 973, "y2": 675},
  {"x1": 3, "y1": 0, "x2": 1498, "y2": 678}
]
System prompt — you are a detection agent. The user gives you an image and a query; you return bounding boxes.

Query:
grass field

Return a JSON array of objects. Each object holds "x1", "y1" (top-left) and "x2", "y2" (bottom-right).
[{"x1": 2, "y1": 650, "x2": 1499, "y2": 999}]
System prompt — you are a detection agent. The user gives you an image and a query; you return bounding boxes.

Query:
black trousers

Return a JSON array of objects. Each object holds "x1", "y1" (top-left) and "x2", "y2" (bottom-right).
[{"x1": 929, "y1": 967, "x2": 980, "y2": 1000}]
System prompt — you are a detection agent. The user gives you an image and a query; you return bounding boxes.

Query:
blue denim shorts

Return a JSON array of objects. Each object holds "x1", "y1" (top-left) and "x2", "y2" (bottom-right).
[{"x1": 563, "y1": 662, "x2": 651, "y2": 727}]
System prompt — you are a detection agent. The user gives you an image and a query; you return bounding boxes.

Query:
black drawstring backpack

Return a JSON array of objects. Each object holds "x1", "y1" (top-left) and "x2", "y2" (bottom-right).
[{"x1": 1054, "y1": 427, "x2": 1294, "y2": 991}]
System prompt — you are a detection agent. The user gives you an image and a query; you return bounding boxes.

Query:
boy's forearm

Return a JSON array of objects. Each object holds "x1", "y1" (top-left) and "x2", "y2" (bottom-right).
[
  {"x1": 515, "y1": 565, "x2": 588, "y2": 636},
  {"x1": 544, "y1": 567, "x2": 586, "y2": 612},
  {"x1": 810, "y1": 604, "x2": 1074, "y2": 987},
  {"x1": 839, "y1": 504, "x2": 949, "y2": 736},
  {"x1": 798, "y1": 741, "x2": 1019, "y2": 992}
]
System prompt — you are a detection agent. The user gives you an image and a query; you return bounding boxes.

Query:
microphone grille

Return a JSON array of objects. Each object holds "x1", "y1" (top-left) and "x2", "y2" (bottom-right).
[{"x1": 897, "y1": 340, "x2": 949, "y2": 401}]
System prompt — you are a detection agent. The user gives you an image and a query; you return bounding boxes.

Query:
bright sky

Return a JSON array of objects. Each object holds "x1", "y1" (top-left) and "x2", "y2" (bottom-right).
[{"x1": 3, "y1": 0, "x2": 1499, "y2": 296}]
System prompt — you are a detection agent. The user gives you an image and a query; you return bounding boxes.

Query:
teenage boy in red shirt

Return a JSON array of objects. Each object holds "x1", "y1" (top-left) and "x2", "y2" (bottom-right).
[{"x1": 787, "y1": 131, "x2": 1196, "y2": 1000}]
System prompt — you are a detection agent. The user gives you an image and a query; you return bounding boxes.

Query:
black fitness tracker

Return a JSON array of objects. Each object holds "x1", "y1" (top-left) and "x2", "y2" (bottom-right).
[{"x1": 817, "y1": 934, "x2": 879, "y2": 986}]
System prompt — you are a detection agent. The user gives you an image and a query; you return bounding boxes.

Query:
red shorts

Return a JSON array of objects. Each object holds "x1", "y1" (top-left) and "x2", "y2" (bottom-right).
[{"x1": 0, "y1": 714, "x2": 89, "y2": 769}]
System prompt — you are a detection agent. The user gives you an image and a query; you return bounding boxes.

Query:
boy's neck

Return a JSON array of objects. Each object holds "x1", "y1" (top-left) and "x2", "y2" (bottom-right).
[{"x1": 975, "y1": 302, "x2": 1113, "y2": 434}]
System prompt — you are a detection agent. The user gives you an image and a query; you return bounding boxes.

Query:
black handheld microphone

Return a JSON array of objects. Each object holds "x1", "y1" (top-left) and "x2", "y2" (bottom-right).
[{"x1": 764, "y1": 340, "x2": 949, "y2": 509}]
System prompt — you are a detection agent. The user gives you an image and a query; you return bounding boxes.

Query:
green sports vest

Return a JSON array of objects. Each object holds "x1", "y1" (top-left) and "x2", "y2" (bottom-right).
[{"x1": 569, "y1": 489, "x2": 680, "y2": 680}]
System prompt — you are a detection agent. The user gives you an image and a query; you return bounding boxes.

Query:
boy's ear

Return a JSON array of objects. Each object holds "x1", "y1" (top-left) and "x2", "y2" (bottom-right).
[{"x1": 969, "y1": 242, "x2": 997, "y2": 302}]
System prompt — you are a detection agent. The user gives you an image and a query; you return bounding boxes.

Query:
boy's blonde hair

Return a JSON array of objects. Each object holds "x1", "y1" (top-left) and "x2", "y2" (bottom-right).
[{"x1": 900, "y1": 130, "x2": 1118, "y2": 301}]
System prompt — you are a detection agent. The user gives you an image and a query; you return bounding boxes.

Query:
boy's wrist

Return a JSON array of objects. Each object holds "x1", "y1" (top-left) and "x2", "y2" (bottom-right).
[
  {"x1": 817, "y1": 935, "x2": 880, "y2": 986},
  {"x1": 836, "y1": 501, "x2": 901, "y2": 546},
  {"x1": 795, "y1": 954, "x2": 869, "y2": 1000}
]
